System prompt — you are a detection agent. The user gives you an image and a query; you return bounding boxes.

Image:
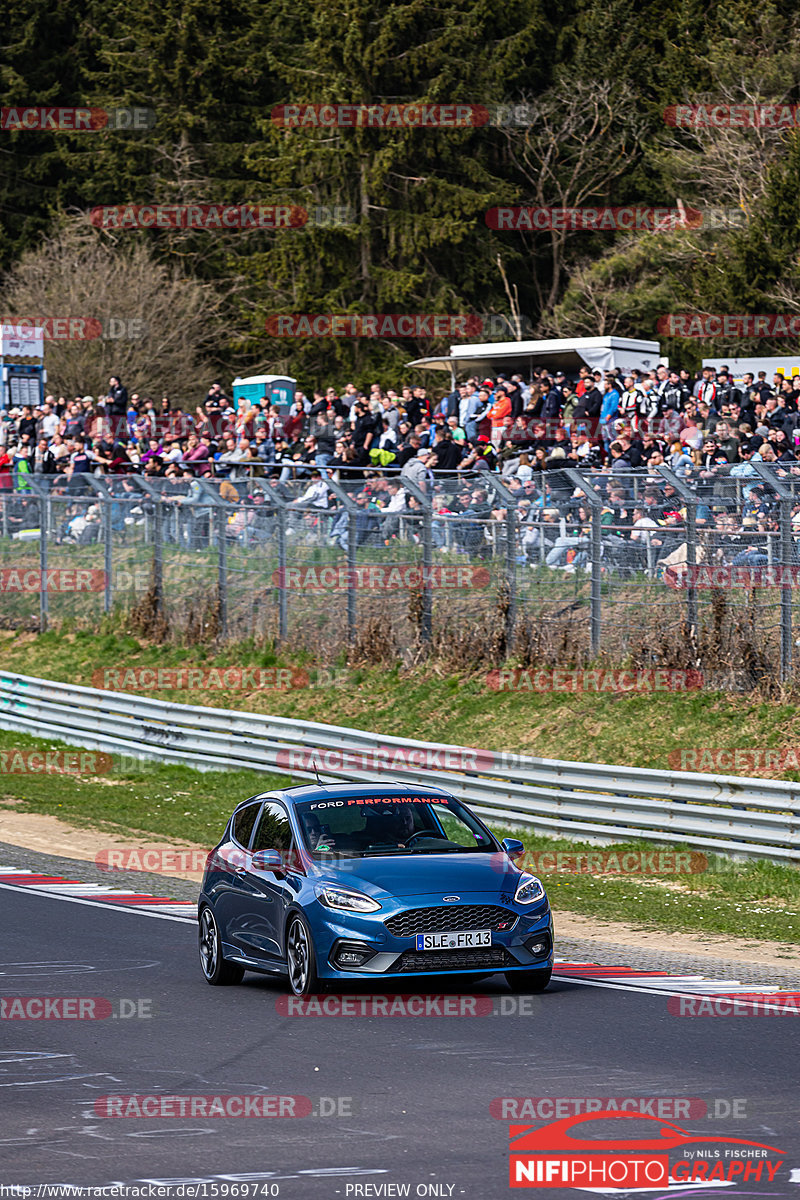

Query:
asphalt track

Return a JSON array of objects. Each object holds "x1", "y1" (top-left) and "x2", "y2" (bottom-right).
[{"x1": 1, "y1": 871, "x2": 799, "y2": 1198}]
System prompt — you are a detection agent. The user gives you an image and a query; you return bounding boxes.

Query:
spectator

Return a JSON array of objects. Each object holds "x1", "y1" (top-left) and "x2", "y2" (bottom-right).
[
  {"x1": 401, "y1": 447, "x2": 435, "y2": 492},
  {"x1": 487, "y1": 388, "x2": 512, "y2": 448}
]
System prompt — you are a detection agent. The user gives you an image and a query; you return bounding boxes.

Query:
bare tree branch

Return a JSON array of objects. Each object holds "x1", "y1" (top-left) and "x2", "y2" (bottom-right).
[{"x1": 0, "y1": 215, "x2": 226, "y2": 401}]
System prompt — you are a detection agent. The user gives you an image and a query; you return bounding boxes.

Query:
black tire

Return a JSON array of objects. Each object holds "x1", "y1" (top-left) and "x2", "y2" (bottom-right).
[
  {"x1": 199, "y1": 906, "x2": 245, "y2": 986},
  {"x1": 505, "y1": 967, "x2": 552, "y2": 993},
  {"x1": 285, "y1": 912, "x2": 322, "y2": 996}
]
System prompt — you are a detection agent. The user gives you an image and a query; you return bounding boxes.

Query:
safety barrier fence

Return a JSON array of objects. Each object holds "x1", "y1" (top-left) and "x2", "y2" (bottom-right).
[{"x1": 0, "y1": 671, "x2": 797, "y2": 861}]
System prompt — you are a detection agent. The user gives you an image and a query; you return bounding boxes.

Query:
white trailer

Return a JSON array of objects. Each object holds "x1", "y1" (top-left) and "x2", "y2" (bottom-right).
[{"x1": 408, "y1": 335, "x2": 664, "y2": 386}]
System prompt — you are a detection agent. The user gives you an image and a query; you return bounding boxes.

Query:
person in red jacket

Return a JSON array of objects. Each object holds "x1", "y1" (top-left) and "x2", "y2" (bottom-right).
[
  {"x1": 488, "y1": 387, "x2": 512, "y2": 447},
  {"x1": 0, "y1": 448, "x2": 12, "y2": 491}
]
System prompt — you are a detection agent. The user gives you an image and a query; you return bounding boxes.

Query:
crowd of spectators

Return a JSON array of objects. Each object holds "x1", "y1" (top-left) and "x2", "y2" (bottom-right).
[{"x1": 2, "y1": 364, "x2": 799, "y2": 573}]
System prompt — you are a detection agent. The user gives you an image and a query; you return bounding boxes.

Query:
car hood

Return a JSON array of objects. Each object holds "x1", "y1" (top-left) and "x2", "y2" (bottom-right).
[{"x1": 314, "y1": 852, "x2": 524, "y2": 899}]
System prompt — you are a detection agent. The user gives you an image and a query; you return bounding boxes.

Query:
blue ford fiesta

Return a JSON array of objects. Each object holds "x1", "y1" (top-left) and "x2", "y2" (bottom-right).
[{"x1": 198, "y1": 782, "x2": 553, "y2": 995}]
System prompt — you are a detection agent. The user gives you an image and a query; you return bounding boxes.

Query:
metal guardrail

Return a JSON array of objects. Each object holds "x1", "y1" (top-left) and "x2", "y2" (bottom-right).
[{"x1": 1, "y1": 672, "x2": 798, "y2": 861}]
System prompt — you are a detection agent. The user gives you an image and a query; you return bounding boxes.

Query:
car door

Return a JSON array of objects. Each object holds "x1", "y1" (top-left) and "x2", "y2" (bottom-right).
[
  {"x1": 227, "y1": 801, "x2": 297, "y2": 962},
  {"x1": 212, "y1": 801, "x2": 263, "y2": 947}
]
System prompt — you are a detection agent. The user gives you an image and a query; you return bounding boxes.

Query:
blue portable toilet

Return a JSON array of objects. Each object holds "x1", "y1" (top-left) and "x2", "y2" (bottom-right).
[{"x1": 232, "y1": 374, "x2": 296, "y2": 412}]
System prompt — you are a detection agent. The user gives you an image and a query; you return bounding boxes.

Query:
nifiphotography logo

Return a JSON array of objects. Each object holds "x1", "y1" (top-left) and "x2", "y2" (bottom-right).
[{"x1": 507, "y1": 1110, "x2": 784, "y2": 1188}]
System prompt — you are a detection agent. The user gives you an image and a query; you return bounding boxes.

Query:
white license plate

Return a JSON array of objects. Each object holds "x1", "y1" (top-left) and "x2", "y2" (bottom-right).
[{"x1": 415, "y1": 929, "x2": 492, "y2": 951}]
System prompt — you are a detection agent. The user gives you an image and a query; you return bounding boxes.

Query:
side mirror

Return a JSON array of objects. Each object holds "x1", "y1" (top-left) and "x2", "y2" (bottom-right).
[
  {"x1": 251, "y1": 849, "x2": 284, "y2": 873},
  {"x1": 502, "y1": 838, "x2": 525, "y2": 861}
]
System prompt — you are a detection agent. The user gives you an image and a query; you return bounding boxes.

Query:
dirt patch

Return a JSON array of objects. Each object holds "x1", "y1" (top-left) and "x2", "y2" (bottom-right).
[{"x1": 0, "y1": 812, "x2": 207, "y2": 882}]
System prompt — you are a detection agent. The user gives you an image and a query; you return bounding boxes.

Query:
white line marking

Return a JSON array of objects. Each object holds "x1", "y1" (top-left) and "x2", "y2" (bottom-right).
[
  {"x1": 552, "y1": 973, "x2": 797, "y2": 1011},
  {"x1": 0, "y1": 882, "x2": 196, "y2": 923},
  {"x1": 586, "y1": 976, "x2": 781, "y2": 993}
]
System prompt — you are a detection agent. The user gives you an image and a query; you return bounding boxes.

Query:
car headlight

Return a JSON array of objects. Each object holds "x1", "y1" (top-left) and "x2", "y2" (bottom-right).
[
  {"x1": 514, "y1": 873, "x2": 546, "y2": 906},
  {"x1": 315, "y1": 884, "x2": 382, "y2": 913}
]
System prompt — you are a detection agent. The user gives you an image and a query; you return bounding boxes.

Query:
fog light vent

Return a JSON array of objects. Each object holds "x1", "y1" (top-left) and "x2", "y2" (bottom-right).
[
  {"x1": 332, "y1": 941, "x2": 375, "y2": 969},
  {"x1": 526, "y1": 933, "x2": 552, "y2": 958}
]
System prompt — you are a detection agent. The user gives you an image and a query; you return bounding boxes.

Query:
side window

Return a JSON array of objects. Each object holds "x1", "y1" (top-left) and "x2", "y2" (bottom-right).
[
  {"x1": 251, "y1": 802, "x2": 293, "y2": 852},
  {"x1": 231, "y1": 802, "x2": 261, "y2": 849}
]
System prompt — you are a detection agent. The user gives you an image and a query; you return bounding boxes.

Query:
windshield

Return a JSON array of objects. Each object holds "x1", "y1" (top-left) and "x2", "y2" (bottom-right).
[{"x1": 295, "y1": 794, "x2": 497, "y2": 859}]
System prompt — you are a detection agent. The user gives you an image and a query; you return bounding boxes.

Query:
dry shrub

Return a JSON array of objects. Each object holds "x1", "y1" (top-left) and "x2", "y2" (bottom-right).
[
  {"x1": 182, "y1": 597, "x2": 222, "y2": 644},
  {"x1": 627, "y1": 588, "x2": 777, "y2": 694},
  {"x1": 129, "y1": 583, "x2": 168, "y2": 642},
  {"x1": 426, "y1": 587, "x2": 510, "y2": 673},
  {"x1": 514, "y1": 608, "x2": 588, "y2": 669},
  {"x1": 348, "y1": 615, "x2": 399, "y2": 667}
]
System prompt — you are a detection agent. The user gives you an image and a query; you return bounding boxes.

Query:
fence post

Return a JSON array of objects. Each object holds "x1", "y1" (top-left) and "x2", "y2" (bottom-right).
[
  {"x1": 85, "y1": 478, "x2": 113, "y2": 614},
  {"x1": 657, "y1": 466, "x2": 699, "y2": 636},
  {"x1": 685, "y1": 501, "x2": 698, "y2": 634},
  {"x1": 483, "y1": 473, "x2": 519, "y2": 651},
  {"x1": 347, "y1": 513, "x2": 358, "y2": 643},
  {"x1": 324, "y1": 477, "x2": 362, "y2": 646},
  {"x1": 781, "y1": 495, "x2": 792, "y2": 681},
  {"x1": 752, "y1": 463, "x2": 794, "y2": 682},
  {"x1": 217, "y1": 506, "x2": 228, "y2": 639},
  {"x1": 564, "y1": 469, "x2": 603, "y2": 656},
  {"x1": 104, "y1": 497, "x2": 112, "y2": 613},
  {"x1": 590, "y1": 507, "x2": 601, "y2": 655},
  {"x1": 395, "y1": 474, "x2": 433, "y2": 644},
  {"x1": 277, "y1": 504, "x2": 288, "y2": 643},
  {"x1": 38, "y1": 490, "x2": 48, "y2": 632},
  {"x1": 153, "y1": 499, "x2": 164, "y2": 610}
]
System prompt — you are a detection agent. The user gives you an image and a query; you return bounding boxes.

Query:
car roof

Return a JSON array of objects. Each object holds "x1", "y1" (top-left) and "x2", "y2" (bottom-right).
[{"x1": 275, "y1": 781, "x2": 453, "y2": 804}]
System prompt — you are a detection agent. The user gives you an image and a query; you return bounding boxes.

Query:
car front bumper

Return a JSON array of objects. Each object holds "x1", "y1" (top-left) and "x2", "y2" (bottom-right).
[{"x1": 306, "y1": 893, "x2": 553, "y2": 981}]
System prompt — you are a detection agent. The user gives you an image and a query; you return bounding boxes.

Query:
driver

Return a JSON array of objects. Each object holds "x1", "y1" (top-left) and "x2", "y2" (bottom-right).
[
  {"x1": 363, "y1": 802, "x2": 416, "y2": 847},
  {"x1": 302, "y1": 812, "x2": 325, "y2": 849}
]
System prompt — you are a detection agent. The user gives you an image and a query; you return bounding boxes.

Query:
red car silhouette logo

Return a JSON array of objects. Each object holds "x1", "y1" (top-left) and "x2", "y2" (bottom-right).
[{"x1": 510, "y1": 1110, "x2": 784, "y2": 1154}]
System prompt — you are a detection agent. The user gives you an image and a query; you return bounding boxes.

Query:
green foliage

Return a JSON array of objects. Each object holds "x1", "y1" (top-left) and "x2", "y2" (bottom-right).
[{"x1": 3, "y1": 0, "x2": 800, "y2": 383}]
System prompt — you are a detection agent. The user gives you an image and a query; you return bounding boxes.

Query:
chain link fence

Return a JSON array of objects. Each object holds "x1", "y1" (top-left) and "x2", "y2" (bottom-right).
[{"x1": 3, "y1": 461, "x2": 800, "y2": 685}]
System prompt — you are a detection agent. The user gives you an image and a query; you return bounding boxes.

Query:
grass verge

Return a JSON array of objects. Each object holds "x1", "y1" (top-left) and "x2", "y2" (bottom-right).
[
  {"x1": 2, "y1": 629, "x2": 800, "y2": 778},
  {"x1": 0, "y1": 726, "x2": 797, "y2": 946}
]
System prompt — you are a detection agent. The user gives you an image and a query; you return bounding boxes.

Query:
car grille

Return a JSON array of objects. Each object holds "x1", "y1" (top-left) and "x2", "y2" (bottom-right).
[
  {"x1": 394, "y1": 947, "x2": 512, "y2": 973},
  {"x1": 384, "y1": 905, "x2": 518, "y2": 937}
]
